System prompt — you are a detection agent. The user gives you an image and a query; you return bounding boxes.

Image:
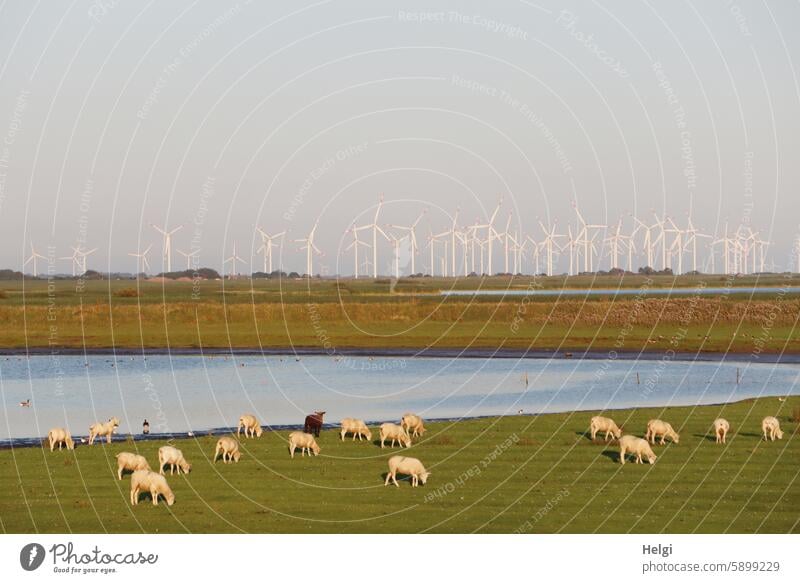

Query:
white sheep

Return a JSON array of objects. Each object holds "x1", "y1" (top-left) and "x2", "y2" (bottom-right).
[
  {"x1": 400, "y1": 413, "x2": 426, "y2": 438},
  {"x1": 645, "y1": 419, "x2": 680, "y2": 445},
  {"x1": 384, "y1": 455, "x2": 430, "y2": 487},
  {"x1": 589, "y1": 416, "x2": 622, "y2": 441},
  {"x1": 288, "y1": 431, "x2": 320, "y2": 458},
  {"x1": 115, "y1": 452, "x2": 151, "y2": 480},
  {"x1": 762, "y1": 416, "x2": 784, "y2": 441},
  {"x1": 158, "y1": 445, "x2": 192, "y2": 475},
  {"x1": 618, "y1": 435, "x2": 657, "y2": 465},
  {"x1": 88, "y1": 416, "x2": 120, "y2": 445},
  {"x1": 340, "y1": 418, "x2": 372, "y2": 441},
  {"x1": 380, "y1": 423, "x2": 411, "y2": 449},
  {"x1": 214, "y1": 436, "x2": 241, "y2": 463},
  {"x1": 713, "y1": 418, "x2": 730, "y2": 444},
  {"x1": 130, "y1": 470, "x2": 175, "y2": 506},
  {"x1": 47, "y1": 427, "x2": 75, "y2": 451},
  {"x1": 237, "y1": 414, "x2": 263, "y2": 438}
]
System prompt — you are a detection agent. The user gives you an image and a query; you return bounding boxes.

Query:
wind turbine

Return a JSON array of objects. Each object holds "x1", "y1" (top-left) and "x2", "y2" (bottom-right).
[
  {"x1": 526, "y1": 235, "x2": 541, "y2": 275},
  {"x1": 223, "y1": 242, "x2": 245, "y2": 278},
  {"x1": 664, "y1": 217, "x2": 685, "y2": 274},
  {"x1": 538, "y1": 219, "x2": 562, "y2": 276},
  {"x1": 427, "y1": 230, "x2": 449, "y2": 276},
  {"x1": 386, "y1": 208, "x2": 426, "y2": 275},
  {"x1": 151, "y1": 224, "x2": 183, "y2": 273},
  {"x1": 256, "y1": 228, "x2": 286, "y2": 273},
  {"x1": 64, "y1": 246, "x2": 96, "y2": 275},
  {"x1": 605, "y1": 218, "x2": 626, "y2": 270},
  {"x1": 24, "y1": 243, "x2": 46, "y2": 277},
  {"x1": 633, "y1": 216, "x2": 657, "y2": 269},
  {"x1": 345, "y1": 225, "x2": 370, "y2": 278},
  {"x1": 572, "y1": 200, "x2": 605, "y2": 273},
  {"x1": 354, "y1": 195, "x2": 390, "y2": 278},
  {"x1": 295, "y1": 220, "x2": 322, "y2": 276},
  {"x1": 176, "y1": 248, "x2": 200, "y2": 270},
  {"x1": 59, "y1": 248, "x2": 81, "y2": 276},
  {"x1": 470, "y1": 199, "x2": 502, "y2": 275},
  {"x1": 128, "y1": 245, "x2": 153, "y2": 275},
  {"x1": 712, "y1": 223, "x2": 732, "y2": 274},
  {"x1": 652, "y1": 213, "x2": 669, "y2": 271},
  {"x1": 386, "y1": 232, "x2": 410, "y2": 279},
  {"x1": 683, "y1": 213, "x2": 711, "y2": 273},
  {"x1": 502, "y1": 213, "x2": 513, "y2": 274}
]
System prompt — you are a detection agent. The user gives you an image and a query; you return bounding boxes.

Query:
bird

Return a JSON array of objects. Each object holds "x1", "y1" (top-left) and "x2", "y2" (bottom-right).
[{"x1": 19, "y1": 399, "x2": 31, "y2": 408}]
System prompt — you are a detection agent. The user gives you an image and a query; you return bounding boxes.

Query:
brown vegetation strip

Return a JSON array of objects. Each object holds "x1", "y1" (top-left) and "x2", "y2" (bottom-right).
[{"x1": 4, "y1": 297, "x2": 799, "y2": 327}]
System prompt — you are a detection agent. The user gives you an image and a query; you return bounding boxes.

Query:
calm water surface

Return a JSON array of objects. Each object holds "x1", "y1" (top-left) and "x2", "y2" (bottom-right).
[{"x1": 1, "y1": 354, "x2": 798, "y2": 442}]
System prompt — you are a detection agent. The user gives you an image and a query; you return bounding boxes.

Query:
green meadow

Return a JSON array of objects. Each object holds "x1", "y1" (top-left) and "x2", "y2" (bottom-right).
[{"x1": 1, "y1": 397, "x2": 797, "y2": 533}]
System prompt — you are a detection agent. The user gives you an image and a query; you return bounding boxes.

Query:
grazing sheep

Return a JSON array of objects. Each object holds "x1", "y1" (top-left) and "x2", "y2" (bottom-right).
[
  {"x1": 645, "y1": 419, "x2": 680, "y2": 445},
  {"x1": 158, "y1": 446, "x2": 192, "y2": 475},
  {"x1": 214, "y1": 436, "x2": 241, "y2": 463},
  {"x1": 237, "y1": 414, "x2": 263, "y2": 438},
  {"x1": 116, "y1": 452, "x2": 151, "y2": 480},
  {"x1": 713, "y1": 418, "x2": 730, "y2": 444},
  {"x1": 618, "y1": 435, "x2": 657, "y2": 465},
  {"x1": 47, "y1": 428, "x2": 75, "y2": 451},
  {"x1": 288, "y1": 431, "x2": 320, "y2": 458},
  {"x1": 88, "y1": 417, "x2": 120, "y2": 445},
  {"x1": 380, "y1": 423, "x2": 411, "y2": 449},
  {"x1": 340, "y1": 418, "x2": 372, "y2": 441},
  {"x1": 384, "y1": 455, "x2": 430, "y2": 487},
  {"x1": 589, "y1": 416, "x2": 622, "y2": 441},
  {"x1": 400, "y1": 413, "x2": 426, "y2": 438},
  {"x1": 762, "y1": 416, "x2": 784, "y2": 441},
  {"x1": 130, "y1": 470, "x2": 175, "y2": 506}
]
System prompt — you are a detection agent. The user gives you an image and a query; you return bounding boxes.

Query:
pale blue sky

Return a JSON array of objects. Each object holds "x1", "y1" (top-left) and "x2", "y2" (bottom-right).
[{"x1": 0, "y1": 0, "x2": 798, "y2": 275}]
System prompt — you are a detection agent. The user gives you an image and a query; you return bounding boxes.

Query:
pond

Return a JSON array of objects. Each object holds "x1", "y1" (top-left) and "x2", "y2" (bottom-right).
[{"x1": 2, "y1": 353, "x2": 797, "y2": 443}]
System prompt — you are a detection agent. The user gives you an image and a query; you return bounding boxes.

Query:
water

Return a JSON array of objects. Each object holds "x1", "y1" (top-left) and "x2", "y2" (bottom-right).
[
  {"x1": 441, "y1": 286, "x2": 800, "y2": 297},
  {"x1": 1, "y1": 354, "x2": 798, "y2": 443}
]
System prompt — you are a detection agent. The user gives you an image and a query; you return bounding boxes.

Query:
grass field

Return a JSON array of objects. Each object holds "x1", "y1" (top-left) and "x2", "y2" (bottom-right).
[
  {"x1": 2, "y1": 397, "x2": 797, "y2": 534},
  {"x1": 1, "y1": 275, "x2": 799, "y2": 353}
]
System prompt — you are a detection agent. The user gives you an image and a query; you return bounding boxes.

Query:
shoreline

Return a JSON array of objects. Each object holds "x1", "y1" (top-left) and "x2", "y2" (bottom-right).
[
  {"x1": 2, "y1": 394, "x2": 791, "y2": 449},
  {"x1": 2, "y1": 346, "x2": 799, "y2": 364}
]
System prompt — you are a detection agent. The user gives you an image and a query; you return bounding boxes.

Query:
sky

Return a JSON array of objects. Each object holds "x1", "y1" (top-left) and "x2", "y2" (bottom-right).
[{"x1": 0, "y1": 0, "x2": 798, "y2": 276}]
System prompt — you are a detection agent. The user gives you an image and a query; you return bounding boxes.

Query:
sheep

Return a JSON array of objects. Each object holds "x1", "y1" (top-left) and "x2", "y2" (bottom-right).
[
  {"x1": 589, "y1": 416, "x2": 622, "y2": 441},
  {"x1": 384, "y1": 455, "x2": 430, "y2": 487},
  {"x1": 214, "y1": 436, "x2": 241, "y2": 463},
  {"x1": 288, "y1": 431, "x2": 320, "y2": 458},
  {"x1": 88, "y1": 416, "x2": 120, "y2": 445},
  {"x1": 130, "y1": 470, "x2": 175, "y2": 506},
  {"x1": 400, "y1": 413, "x2": 426, "y2": 438},
  {"x1": 237, "y1": 414, "x2": 263, "y2": 438},
  {"x1": 762, "y1": 416, "x2": 784, "y2": 441},
  {"x1": 645, "y1": 419, "x2": 680, "y2": 445},
  {"x1": 380, "y1": 423, "x2": 411, "y2": 449},
  {"x1": 115, "y1": 452, "x2": 151, "y2": 480},
  {"x1": 47, "y1": 428, "x2": 75, "y2": 451},
  {"x1": 618, "y1": 435, "x2": 657, "y2": 465},
  {"x1": 713, "y1": 418, "x2": 730, "y2": 444},
  {"x1": 340, "y1": 418, "x2": 372, "y2": 441},
  {"x1": 157, "y1": 445, "x2": 192, "y2": 475}
]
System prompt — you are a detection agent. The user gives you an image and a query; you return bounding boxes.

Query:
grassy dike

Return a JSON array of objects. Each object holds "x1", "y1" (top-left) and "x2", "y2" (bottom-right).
[{"x1": 1, "y1": 397, "x2": 797, "y2": 534}]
